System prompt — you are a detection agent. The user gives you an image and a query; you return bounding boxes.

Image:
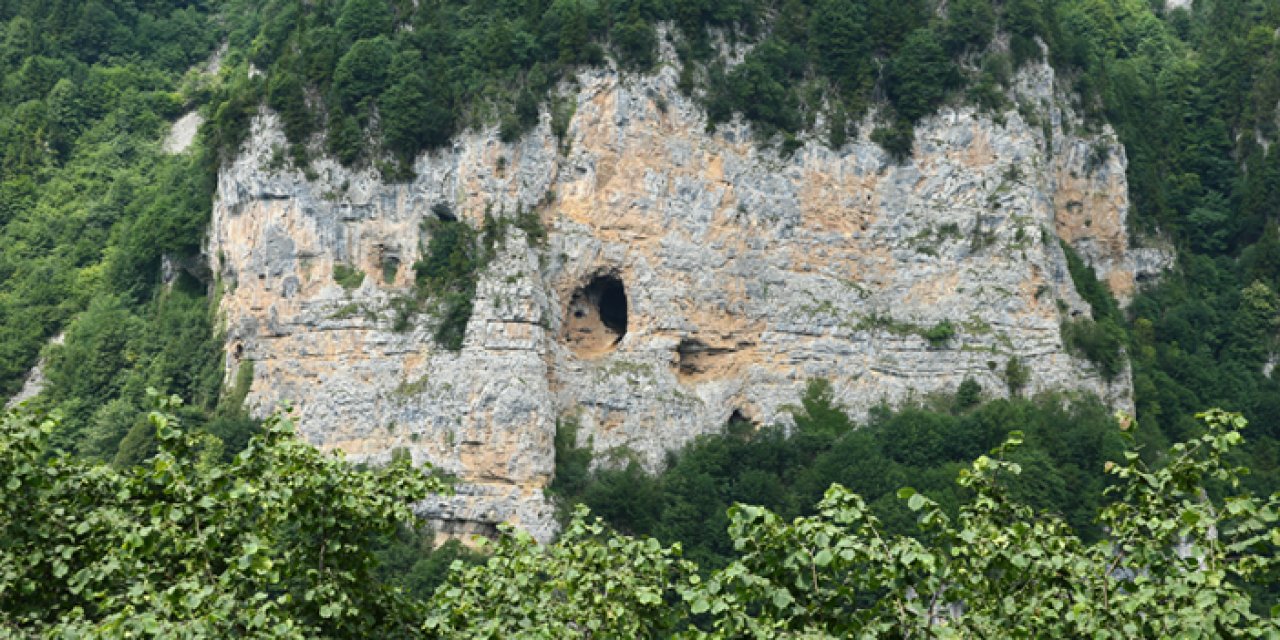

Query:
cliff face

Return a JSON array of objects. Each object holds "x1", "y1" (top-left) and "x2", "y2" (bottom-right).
[{"x1": 210, "y1": 61, "x2": 1162, "y2": 541}]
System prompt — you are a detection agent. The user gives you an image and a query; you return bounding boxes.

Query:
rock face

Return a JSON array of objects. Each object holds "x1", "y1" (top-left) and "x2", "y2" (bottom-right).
[
  {"x1": 210, "y1": 61, "x2": 1156, "y2": 541},
  {"x1": 5, "y1": 333, "x2": 64, "y2": 410}
]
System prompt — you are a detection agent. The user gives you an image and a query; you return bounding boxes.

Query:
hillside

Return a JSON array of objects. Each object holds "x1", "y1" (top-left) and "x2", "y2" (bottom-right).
[{"x1": 0, "y1": 0, "x2": 1279, "y2": 633}]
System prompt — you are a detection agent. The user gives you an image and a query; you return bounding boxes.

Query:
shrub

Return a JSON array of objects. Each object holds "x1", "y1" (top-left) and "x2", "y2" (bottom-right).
[
  {"x1": 924, "y1": 320, "x2": 956, "y2": 346},
  {"x1": 333, "y1": 264, "x2": 365, "y2": 291},
  {"x1": 1062, "y1": 317, "x2": 1126, "y2": 381},
  {"x1": 1004, "y1": 355, "x2": 1030, "y2": 395}
]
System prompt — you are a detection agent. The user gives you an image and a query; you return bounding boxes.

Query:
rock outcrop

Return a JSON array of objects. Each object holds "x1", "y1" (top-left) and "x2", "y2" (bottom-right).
[
  {"x1": 5, "y1": 333, "x2": 63, "y2": 410},
  {"x1": 209, "y1": 60, "x2": 1158, "y2": 541}
]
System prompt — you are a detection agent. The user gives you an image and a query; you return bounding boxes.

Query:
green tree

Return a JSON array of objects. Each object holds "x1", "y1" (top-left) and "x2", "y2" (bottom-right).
[
  {"x1": 332, "y1": 36, "x2": 395, "y2": 110},
  {"x1": 43, "y1": 297, "x2": 141, "y2": 413},
  {"x1": 267, "y1": 65, "x2": 313, "y2": 147},
  {"x1": 945, "y1": 0, "x2": 996, "y2": 54},
  {"x1": 0, "y1": 395, "x2": 447, "y2": 636},
  {"x1": 808, "y1": 0, "x2": 870, "y2": 94},
  {"x1": 428, "y1": 410, "x2": 1280, "y2": 636},
  {"x1": 611, "y1": 4, "x2": 656, "y2": 71},
  {"x1": 380, "y1": 71, "x2": 454, "y2": 160},
  {"x1": 791, "y1": 379, "x2": 853, "y2": 438},
  {"x1": 886, "y1": 28, "x2": 958, "y2": 122},
  {"x1": 338, "y1": 0, "x2": 395, "y2": 42}
]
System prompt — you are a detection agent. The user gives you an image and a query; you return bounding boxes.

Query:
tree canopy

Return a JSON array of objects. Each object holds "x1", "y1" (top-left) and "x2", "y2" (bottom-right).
[{"x1": 3, "y1": 400, "x2": 1276, "y2": 636}]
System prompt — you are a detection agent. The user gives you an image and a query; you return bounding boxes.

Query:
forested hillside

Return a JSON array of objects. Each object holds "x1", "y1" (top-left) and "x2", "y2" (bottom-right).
[
  {"x1": 0, "y1": 0, "x2": 260, "y2": 464},
  {"x1": 1, "y1": 0, "x2": 1279, "y2": 634}
]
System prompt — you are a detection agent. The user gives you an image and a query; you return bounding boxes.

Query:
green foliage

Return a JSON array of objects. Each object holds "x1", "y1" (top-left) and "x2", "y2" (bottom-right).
[
  {"x1": 333, "y1": 264, "x2": 366, "y2": 291},
  {"x1": 207, "y1": 0, "x2": 1102, "y2": 163},
  {"x1": 886, "y1": 28, "x2": 959, "y2": 122},
  {"x1": 404, "y1": 216, "x2": 503, "y2": 350},
  {"x1": 924, "y1": 320, "x2": 956, "y2": 347},
  {"x1": 549, "y1": 417, "x2": 593, "y2": 507},
  {"x1": 791, "y1": 379, "x2": 853, "y2": 438},
  {"x1": 1063, "y1": 316, "x2": 1128, "y2": 380},
  {"x1": 945, "y1": 0, "x2": 996, "y2": 54},
  {"x1": 0, "y1": 395, "x2": 449, "y2": 636},
  {"x1": 1062, "y1": 241, "x2": 1122, "y2": 324},
  {"x1": 380, "y1": 70, "x2": 454, "y2": 164},
  {"x1": 429, "y1": 410, "x2": 1280, "y2": 635},
  {"x1": 333, "y1": 36, "x2": 395, "y2": 111},
  {"x1": 337, "y1": 0, "x2": 394, "y2": 42},
  {"x1": 1004, "y1": 355, "x2": 1030, "y2": 396},
  {"x1": 371, "y1": 525, "x2": 484, "y2": 603},
  {"x1": 425, "y1": 507, "x2": 698, "y2": 638},
  {"x1": 611, "y1": 11, "x2": 658, "y2": 71},
  {"x1": 560, "y1": 390, "x2": 1130, "y2": 568},
  {"x1": 1059, "y1": 241, "x2": 1130, "y2": 379},
  {"x1": 44, "y1": 297, "x2": 141, "y2": 412},
  {"x1": 955, "y1": 376, "x2": 983, "y2": 410},
  {"x1": 0, "y1": 2, "x2": 237, "y2": 471},
  {"x1": 267, "y1": 67, "x2": 312, "y2": 148},
  {"x1": 870, "y1": 118, "x2": 915, "y2": 161},
  {"x1": 807, "y1": 0, "x2": 869, "y2": 93}
]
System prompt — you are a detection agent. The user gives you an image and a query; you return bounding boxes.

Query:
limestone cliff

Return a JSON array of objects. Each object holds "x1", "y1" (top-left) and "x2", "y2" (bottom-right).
[{"x1": 209, "y1": 61, "x2": 1164, "y2": 541}]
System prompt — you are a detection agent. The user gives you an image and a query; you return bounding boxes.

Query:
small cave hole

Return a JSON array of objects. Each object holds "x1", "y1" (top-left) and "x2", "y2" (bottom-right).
[
  {"x1": 233, "y1": 343, "x2": 244, "y2": 360},
  {"x1": 676, "y1": 338, "x2": 708, "y2": 376},
  {"x1": 564, "y1": 273, "x2": 628, "y2": 357},
  {"x1": 726, "y1": 408, "x2": 758, "y2": 439},
  {"x1": 431, "y1": 202, "x2": 457, "y2": 222}
]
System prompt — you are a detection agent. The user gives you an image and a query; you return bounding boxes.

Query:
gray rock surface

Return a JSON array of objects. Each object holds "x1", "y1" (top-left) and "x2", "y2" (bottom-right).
[{"x1": 209, "y1": 60, "x2": 1158, "y2": 542}]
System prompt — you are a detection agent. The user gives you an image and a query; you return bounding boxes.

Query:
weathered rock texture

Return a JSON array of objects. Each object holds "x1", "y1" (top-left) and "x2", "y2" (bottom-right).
[{"x1": 210, "y1": 61, "x2": 1160, "y2": 541}]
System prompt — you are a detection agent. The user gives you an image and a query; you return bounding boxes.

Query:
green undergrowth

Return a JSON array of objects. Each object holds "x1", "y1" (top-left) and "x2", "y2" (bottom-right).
[
  {"x1": 399, "y1": 207, "x2": 547, "y2": 350},
  {"x1": 1060, "y1": 241, "x2": 1128, "y2": 381},
  {"x1": 550, "y1": 378, "x2": 1136, "y2": 569}
]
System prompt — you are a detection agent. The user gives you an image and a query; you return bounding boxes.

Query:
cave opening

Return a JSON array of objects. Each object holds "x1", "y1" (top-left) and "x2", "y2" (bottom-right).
[
  {"x1": 726, "y1": 408, "x2": 758, "y2": 439},
  {"x1": 564, "y1": 273, "x2": 628, "y2": 357},
  {"x1": 593, "y1": 275, "x2": 628, "y2": 336}
]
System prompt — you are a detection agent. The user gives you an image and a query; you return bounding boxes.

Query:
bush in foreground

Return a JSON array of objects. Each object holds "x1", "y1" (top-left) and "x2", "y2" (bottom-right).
[
  {"x1": 0, "y1": 393, "x2": 445, "y2": 638},
  {"x1": 431, "y1": 410, "x2": 1279, "y2": 637}
]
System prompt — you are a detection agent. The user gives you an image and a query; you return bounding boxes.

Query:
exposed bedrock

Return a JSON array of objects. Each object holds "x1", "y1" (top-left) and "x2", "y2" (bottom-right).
[{"x1": 209, "y1": 61, "x2": 1164, "y2": 541}]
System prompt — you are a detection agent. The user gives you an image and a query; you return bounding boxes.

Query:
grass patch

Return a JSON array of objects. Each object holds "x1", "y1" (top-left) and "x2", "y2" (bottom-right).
[{"x1": 392, "y1": 374, "x2": 433, "y2": 398}]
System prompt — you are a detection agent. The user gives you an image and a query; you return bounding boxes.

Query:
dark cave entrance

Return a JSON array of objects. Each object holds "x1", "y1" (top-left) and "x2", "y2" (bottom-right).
[
  {"x1": 726, "y1": 408, "x2": 758, "y2": 439},
  {"x1": 592, "y1": 275, "x2": 628, "y2": 336},
  {"x1": 564, "y1": 273, "x2": 628, "y2": 357}
]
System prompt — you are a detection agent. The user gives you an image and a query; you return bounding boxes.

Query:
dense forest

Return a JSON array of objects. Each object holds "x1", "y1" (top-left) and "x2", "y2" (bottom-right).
[{"x1": 1, "y1": 0, "x2": 1279, "y2": 634}]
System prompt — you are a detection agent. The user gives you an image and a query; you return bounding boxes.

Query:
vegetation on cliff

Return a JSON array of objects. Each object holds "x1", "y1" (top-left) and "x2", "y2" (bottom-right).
[
  {"x1": 0, "y1": 0, "x2": 1278, "y2": 482},
  {"x1": 0, "y1": 0, "x2": 1279, "y2": 632},
  {"x1": 551, "y1": 381, "x2": 1134, "y2": 568}
]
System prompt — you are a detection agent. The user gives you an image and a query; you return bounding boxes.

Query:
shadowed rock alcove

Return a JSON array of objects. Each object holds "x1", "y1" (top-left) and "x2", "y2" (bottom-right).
[
  {"x1": 675, "y1": 337, "x2": 741, "y2": 381},
  {"x1": 564, "y1": 274, "x2": 628, "y2": 357}
]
